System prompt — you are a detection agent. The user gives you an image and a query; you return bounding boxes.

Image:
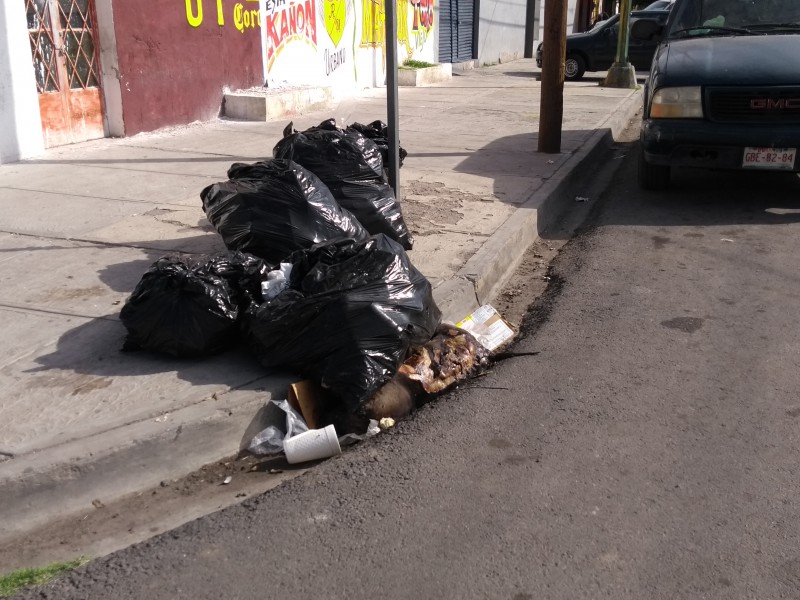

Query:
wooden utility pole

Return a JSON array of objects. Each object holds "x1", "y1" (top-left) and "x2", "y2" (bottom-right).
[{"x1": 537, "y1": 0, "x2": 567, "y2": 153}]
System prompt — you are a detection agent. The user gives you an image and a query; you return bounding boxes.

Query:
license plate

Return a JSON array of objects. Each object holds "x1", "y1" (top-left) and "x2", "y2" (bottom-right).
[{"x1": 742, "y1": 147, "x2": 796, "y2": 170}]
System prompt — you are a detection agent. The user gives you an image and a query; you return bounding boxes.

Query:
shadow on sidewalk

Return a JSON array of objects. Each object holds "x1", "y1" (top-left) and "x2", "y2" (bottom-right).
[{"x1": 27, "y1": 232, "x2": 296, "y2": 410}]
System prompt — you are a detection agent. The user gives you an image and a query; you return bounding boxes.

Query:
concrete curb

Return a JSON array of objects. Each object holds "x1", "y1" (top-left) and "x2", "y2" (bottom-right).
[
  {"x1": 0, "y1": 381, "x2": 289, "y2": 540},
  {"x1": 434, "y1": 87, "x2": 643, "y2": 323}
]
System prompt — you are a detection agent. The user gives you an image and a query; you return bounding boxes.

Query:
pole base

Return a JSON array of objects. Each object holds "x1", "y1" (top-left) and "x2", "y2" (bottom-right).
[{"x1": 603, "y1": 63, "x2": 637, "y2": 88}]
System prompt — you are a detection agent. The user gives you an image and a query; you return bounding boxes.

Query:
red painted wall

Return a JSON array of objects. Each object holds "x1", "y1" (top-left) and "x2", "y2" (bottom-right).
[{"x1": 112, "y1": 0, "x2": 262, "y2": 135}]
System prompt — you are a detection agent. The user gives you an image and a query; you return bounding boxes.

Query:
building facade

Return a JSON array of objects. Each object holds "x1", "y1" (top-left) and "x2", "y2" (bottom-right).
[{"x1": 1, "y1": 0, "x2": 553, "y2": 164}]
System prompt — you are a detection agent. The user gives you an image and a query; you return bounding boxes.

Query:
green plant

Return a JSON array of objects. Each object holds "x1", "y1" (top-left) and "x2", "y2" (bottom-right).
[
  {"x1": 0, "y1": 558, "x2": 89, "y2": 598},
  {"x1": 402, "y1": 59, "x2": 435, "y2": 69}
]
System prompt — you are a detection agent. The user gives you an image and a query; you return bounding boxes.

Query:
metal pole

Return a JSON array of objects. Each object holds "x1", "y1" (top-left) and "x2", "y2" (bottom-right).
[
  {"x1": 385, "y1": 0, "x2": 401, "y2": 199},
  {"x1": 604, "y1": 0, "x2": 636, "y2": 87}
]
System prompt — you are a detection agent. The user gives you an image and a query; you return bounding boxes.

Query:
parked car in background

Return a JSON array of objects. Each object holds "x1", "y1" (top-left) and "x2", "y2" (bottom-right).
[
  {"x1": 634, "y1": 0, "x2": 800, "y2": 189},
  {"x1": 641, "y1": 0, "x2": 674, "y2": 11},
  {"x1": 535, "y1": 6, "x2": 672, "y2": 81}
]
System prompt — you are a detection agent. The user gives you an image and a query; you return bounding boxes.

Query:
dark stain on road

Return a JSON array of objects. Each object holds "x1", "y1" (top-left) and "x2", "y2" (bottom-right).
[
  {"x1": 661, "y1": 317, "x2": 704, "y2": 333},
  {"x1": 489, "y1": 438, "x2": 514, "y2": 449},
  {"x1": 72, "y1": 376, "x2": 113, "y2": 396},
  {"x1": 652, "y1": 235, "x2": 671, "y2": 249},
  {"x1": 719, "y1": 298, "x2": 736, "y2": 305},
  {"x1": 786, "y1": 407, "x2": 800, "y2": 418}
]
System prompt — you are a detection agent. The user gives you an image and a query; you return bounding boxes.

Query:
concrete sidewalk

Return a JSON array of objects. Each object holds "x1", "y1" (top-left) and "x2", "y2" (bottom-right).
[{"x1": 0, "y1": 60, "x2": 641, "y2": 542}]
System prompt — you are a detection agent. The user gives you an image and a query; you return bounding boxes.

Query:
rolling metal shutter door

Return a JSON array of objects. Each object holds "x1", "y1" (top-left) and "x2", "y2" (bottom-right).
[
  {"x1": 456, "y1": 0, "x2": 474, "y2": 61},
  {"x1": 439, "y1": 0, "x2": 453, "y2": 63}
]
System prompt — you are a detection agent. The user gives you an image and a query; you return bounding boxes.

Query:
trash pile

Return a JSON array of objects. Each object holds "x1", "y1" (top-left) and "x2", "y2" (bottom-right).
[{"x1": 120, "y1": 119, "x2": 517, "y2": 463}]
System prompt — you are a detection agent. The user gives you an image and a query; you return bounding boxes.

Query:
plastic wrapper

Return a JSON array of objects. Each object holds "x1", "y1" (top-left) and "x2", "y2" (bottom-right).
[
  {"x1": 120, "y1": 253, "x2": 265, "y2": 357},
  {"x1": 271, "y1": 120, "x2": 413, "y2": 250},
  {"x1": 242, "y1": 234, "x2": 441, "y2": 418},
  {"x1": 248, "y1": 399, "x2": 379, "y2": 456},
  {"x1": 202, "y1": 159, "x2": 367, "y2": 264}
]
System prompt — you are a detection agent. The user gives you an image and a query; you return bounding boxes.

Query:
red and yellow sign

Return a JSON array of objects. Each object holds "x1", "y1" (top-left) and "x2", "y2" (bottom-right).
[{"x1": 266, "y1": 0, "x2": 318, "y2": 67}]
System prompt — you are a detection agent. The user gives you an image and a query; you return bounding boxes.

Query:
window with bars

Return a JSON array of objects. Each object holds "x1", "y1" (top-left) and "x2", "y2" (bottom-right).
[{"x1": 25, "y1": 0, "x2": 99, "y2": 93}]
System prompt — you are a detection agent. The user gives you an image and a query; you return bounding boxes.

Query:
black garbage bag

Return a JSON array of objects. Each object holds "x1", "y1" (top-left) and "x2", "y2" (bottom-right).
[
  {"x1": 202, "y1": 159, "x2": 367, "y2": 264},
  {"x1": 242, "y1": 234, "x2": 441, "y2": 417},
  {"x1": 347, "y1": 120, "x2": 407, "y2": 170},
  {"x1": 273, "y1": 119, "x2": 384, "y2": 182},
  {"x1": 120, "y1": 253, "x2": 259, "y2": 358},
  {"x1": 199, "y1": 251, "x2": 271, "y2": 309},
  {"x1": 272, "y1": 120, "x2": 413, "y2": 250}
]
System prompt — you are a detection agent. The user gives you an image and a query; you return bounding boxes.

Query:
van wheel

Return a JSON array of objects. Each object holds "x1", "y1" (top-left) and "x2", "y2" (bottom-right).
[
  {"x1": 564, "y1": 55, "x2": 586, "y2": 81},
  {"x1": 638, "y1": 146, "x2": 671, "y2": 190}
]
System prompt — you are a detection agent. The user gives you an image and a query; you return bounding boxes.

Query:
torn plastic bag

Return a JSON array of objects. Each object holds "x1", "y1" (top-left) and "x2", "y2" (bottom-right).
[
  {"x1": 347, "y1": 120, "x2": 407, "y2": 171},
  {"x1": 202, "y1": 159, "x2": 368, "y2": 264},
  {"x1": 242, "y1": 234, "x2": 441, "y2": 417},
  {"x1": 271, "y1": 120, "x2": 413, "y2": 250},
  {"x1": 120, "y1": 254, "x2": 253, "y2": 357},
  {"x1": 248, "y1": 400, "x2": 309, "y2": 456}
]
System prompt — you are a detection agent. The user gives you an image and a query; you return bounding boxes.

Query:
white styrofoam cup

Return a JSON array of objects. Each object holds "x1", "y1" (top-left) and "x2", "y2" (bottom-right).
[{"x1": 284, "y1": 424, "x2": 342, "y2": 464}]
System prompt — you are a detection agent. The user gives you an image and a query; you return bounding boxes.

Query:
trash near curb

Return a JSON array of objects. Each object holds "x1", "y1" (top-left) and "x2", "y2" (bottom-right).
[{"x1": 119, "y1": 118, "x2": 537, "y2": 465}]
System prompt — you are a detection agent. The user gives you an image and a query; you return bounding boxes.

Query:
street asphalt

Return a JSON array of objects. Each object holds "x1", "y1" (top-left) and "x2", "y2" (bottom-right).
[{"x1": 0, "y1": 59, "x2": 642, "y2": 545}]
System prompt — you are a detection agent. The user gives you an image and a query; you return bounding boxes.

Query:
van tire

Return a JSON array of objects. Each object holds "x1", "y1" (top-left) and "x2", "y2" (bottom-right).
[
  {"x1": 638, "y1": 146, "x2": 671, "y2": 190},
  {"x1": 565, "y1": 54, "x2": 586, "y2": 81}
]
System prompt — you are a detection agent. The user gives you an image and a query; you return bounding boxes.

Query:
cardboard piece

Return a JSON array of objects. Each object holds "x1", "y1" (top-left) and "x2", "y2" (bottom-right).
[
  {"x1": 456, "y1": 304, "x2": 515, "y2": 351},
  {"x1": 287, "y1": 380, "x2": 328, "y2": 430}
]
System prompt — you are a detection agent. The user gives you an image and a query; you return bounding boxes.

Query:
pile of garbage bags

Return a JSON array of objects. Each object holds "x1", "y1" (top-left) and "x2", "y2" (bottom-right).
[{"x1": 120, "y1": 119, "x2": 440, "y2": 431}]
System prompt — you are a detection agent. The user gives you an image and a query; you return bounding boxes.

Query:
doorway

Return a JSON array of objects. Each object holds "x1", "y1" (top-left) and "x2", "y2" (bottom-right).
[
  {"x1": 25, "y1": 0, "x2": 105, "y2": 147},
  {"x1": 438, "y1": 0, "x2": 475, "y2": 63}
]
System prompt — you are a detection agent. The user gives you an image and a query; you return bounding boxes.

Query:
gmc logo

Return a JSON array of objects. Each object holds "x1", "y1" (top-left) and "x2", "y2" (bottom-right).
[{"x1": 750, "y1": 98, "x2": 800, "y2": 110}]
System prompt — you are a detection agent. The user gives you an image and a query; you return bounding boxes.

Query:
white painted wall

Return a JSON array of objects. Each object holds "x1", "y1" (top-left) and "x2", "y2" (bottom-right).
[
  {"x1": 264, "y1": 0, "x2": 436, "y2": 90},
  {"x1": 476, "y1": 0, "x2": 528, "y2": 65},
  {"x1": 537, "y1": 0, "x2": 579, "y2": 45},
  {"x1": 0, "y1": 0, "x2": 44, "y2": 164}
]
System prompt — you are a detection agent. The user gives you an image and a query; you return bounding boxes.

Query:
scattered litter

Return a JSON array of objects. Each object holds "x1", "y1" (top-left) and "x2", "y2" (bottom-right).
[
  {"x1": 721, "y1": 238, "x2": 734, "y2": 243},
  {"x1": 155, "y1": 413, "x2": 169, "y2": 423},
  {"x1": 547, "y1": 160, "x2": 555, "y2": 164},
  {"x1": 456, "y1": 305, "x2": 515, "y2": 352},
  {"x1": 379, "y1": 417, "x2": 395, "y2": 430},
  {"x1": 222, "y1": 476, "x2": 232, "y2": 485},
  {"x1": 268, "y1": 469, "x2": 283, "y2": 474},
  {"x1": 260, "y1": 263, "x2": 293, "y2": 301},
  {"x1": 242, "y1": 235, "x2": 441, "y2": 430},
  {"x1": 284, "y1": 424, "x2": 342, "y2": 464},
  {"x1": 92, "y1": 499, "x2": 105, "y2": 509},
  {"x1": 247, "y1": 399, "x2": 309, "y2": 456},
  {"x1": 575, "y1": 196, "x2": 590, "y2": 202}
]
